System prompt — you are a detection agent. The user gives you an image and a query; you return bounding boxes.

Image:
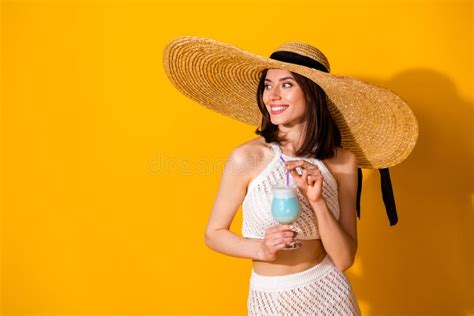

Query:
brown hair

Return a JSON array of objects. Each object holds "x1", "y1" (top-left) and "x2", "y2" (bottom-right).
[{"x1": 255, "y1": 69, "x2": 341, "y2": 160}]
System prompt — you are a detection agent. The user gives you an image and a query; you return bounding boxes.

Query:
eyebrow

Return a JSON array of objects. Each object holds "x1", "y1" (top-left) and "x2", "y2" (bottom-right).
[{"x1": 264, "y1": 76, "x2": 295, "y2": 82}]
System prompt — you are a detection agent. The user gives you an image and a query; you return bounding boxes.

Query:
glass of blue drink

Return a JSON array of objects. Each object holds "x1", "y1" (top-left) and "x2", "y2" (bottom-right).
[{"x1": 271, "y1": 185, "x2": 302, "y2": 250}]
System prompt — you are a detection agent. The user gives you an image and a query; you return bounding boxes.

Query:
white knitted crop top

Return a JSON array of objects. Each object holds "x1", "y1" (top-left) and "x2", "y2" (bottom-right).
[{"x1": 242, "y1": 142, "x2": 340, "y2": 240}]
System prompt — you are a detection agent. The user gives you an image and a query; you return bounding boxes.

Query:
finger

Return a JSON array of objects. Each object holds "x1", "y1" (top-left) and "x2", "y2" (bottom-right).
[
  {"x1": 289, "y1": 169, "x2": 301, "y2": 181},
  {"x1": 311, "y1": 173, "x2": 324, "y2": 181},
  {"x1": 284, "y1": 160, "x2": 304, "y2": 169},
  {"x1": 287, "y1": 241, "x2": 301, "y2": 248},
  {"x1": 302, "y1": 170, "x2": 309, "y2": 184},
  {"x1": 300, "y1": 170, "x2": 312, "y2": 187},
  {"x1": 285, "y1": 160, "x2": 319, "y2": 171},
  {"x1": 266, "y1": 226, "x2": 278, "y2": 234},
  {"x1": 273, "y1": 237, "x2": 295, "y2": 248},
  {"x1": 304, "y1": 169, "x2": 321, "y2": 180},
  {"x1": 304, "y1": 162, "x2": 319, "y2": 171},
  {"x1": 270, "y1": 238, "x2": 284, "y2": 247},
  {"x1": 267, "y1": 232, "x2": 292, "y2": 241},
  {"x1": 273, "y1": 231, "x2": 297, "y2": 238},
  {"x1": 271, "y1": 236, "x2": 294, "y2": 247},
  {"x1": 274, "y1": 242, "x2": 289, "y2": 251},
  {"x1": 284, "y1": 160, "x2": 304, "y2": 172},
  {"x1": 277, "y1": 224, "x2": 294, "y2": 232},
  {"x1": 267, "y1": 224, "x2": 288, "y2": 235},
  {"x1": 266, "y1": 225, "x2": 290, "y2": 236}
]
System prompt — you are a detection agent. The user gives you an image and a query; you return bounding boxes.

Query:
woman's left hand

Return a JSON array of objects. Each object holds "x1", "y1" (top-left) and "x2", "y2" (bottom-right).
[{"x1": 285, "y1": 160, "x2": 325, "y2": 203}]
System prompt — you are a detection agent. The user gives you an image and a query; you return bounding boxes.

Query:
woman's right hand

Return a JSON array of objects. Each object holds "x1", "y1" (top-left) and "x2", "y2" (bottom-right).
[{"x1": 257, "y1": 224, "x2": 298, "y2": 261}]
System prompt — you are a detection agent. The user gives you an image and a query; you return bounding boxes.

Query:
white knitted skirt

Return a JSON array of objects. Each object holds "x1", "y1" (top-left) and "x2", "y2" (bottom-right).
[{"x1": 247, "y1": 255, "x2": 361, "y2": 315}]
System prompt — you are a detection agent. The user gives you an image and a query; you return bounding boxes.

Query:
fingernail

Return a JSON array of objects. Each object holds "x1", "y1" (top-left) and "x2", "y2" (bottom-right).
[{"x1": 289, "y1": 225, "x2": 294, "y2": 229}]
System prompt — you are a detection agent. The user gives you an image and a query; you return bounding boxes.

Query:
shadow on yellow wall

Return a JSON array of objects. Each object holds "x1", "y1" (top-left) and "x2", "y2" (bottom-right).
[{"x1": 351, "y1": 68, "x2": 473, "y2": 315}]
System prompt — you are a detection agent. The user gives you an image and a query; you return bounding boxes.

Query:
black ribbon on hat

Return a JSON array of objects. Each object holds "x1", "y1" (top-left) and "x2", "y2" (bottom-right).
[
  {"x1": 356, "y1": 168, "x2": 398, "y2": 226},
  {"x1": 270, "y1": 50, "x2": 398, "y2": 226},
  {"x1": 270, "y1": 51, "x2": 329, "y2": 73}
]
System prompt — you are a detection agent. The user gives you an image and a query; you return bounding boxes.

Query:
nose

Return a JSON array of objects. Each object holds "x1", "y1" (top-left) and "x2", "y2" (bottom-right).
[{"x1": 268, "y1": 86, "x2": 282, "y2": 101}]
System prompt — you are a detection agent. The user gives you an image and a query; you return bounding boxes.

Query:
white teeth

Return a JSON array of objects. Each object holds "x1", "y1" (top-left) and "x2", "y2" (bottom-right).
[{"x1": 272, "y1": 106, "x2": 288, "y2": 111}]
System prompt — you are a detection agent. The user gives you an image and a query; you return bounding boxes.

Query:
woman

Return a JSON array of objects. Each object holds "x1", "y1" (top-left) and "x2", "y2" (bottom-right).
[
  {"x1": 163, "y1": 37, "x2": 418, "y2": 315},
  {"x1": 205, "y1": 67, "x2": 361, "y2": 315}
]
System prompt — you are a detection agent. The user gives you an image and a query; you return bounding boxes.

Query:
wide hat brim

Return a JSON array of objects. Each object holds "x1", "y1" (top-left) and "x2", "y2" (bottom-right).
[{"x1": 163, "y1": 36, "x2": 419, "y2": 169}]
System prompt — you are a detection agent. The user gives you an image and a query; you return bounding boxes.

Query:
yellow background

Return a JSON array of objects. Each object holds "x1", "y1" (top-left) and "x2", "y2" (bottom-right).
[{"x1": 2, "y1": 0, "x2": 472, "y2": 315}]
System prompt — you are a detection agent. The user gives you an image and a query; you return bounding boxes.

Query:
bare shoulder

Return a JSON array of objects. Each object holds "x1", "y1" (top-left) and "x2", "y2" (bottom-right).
[
  {"x1": 323, "y1": 147, "x2": 357, "y2": 183},
  {"x1": 335, "y1": 147, "x2": 357, "y2": 168},
  {"x1": 227, "y1": 137, "x2": 274, "y2": 183},
  {"x1": 230, "y1": 137, "x2": 270, "y2": 161}
]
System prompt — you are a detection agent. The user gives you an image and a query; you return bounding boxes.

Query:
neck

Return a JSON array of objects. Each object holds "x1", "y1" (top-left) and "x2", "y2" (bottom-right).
[{"x1": 278, "y1": 122, "x2": 306, "y2": 156}]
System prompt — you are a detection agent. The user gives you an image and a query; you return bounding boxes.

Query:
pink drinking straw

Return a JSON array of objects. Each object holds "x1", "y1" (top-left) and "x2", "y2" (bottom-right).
[{"x1": 279, "y1": 155, "x2": 289, "y2": 187}]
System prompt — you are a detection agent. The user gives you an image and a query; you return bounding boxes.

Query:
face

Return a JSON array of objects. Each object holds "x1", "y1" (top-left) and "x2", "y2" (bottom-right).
[{"x1": 262, "y1": 69, "x2": 307, "y2": 126}]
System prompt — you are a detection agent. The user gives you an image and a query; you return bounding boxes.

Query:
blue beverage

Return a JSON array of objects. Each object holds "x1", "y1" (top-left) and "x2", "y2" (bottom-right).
[{"x1": 271, "y1": 186, "x2": 301, "y2": 224}]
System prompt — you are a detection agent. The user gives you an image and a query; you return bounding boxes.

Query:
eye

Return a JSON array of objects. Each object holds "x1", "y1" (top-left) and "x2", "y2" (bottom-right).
[
  {"x1": 264, "y1": 84, "x2": 271, "y2": 90},
  {"x1": 282, "y1": 82, "x2": 292, "y2": 88}
]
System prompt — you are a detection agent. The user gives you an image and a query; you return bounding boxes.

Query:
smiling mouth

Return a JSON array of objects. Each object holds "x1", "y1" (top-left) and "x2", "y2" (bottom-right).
[{"x1": 270, "y1": 105, "x2": 289, "y2": 115}]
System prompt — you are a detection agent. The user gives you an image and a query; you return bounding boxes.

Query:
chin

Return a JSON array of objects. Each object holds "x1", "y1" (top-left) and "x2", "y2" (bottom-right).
[
  {"x1": 272, "y1": 118, "x2": 293, "y2": 126},
  {"x1": 270, "y1": 119, "x2": 283, "y2": 125},
  {"x1": 270, "y1": 115, "x2": 286, "y2": 125}
]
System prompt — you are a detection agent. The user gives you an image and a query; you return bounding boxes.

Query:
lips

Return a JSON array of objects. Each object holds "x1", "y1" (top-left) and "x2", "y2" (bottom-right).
[{"x1": 270, "y1": 104, "x2": 289, "y2": 115}]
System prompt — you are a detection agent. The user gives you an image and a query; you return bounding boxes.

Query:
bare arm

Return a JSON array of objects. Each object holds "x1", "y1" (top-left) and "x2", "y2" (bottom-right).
[
  {"x1": 204, "y1": 147, "x2": 263, "y2": 260},
  {"x1": 310, "y1": 151, "x2": 358, "y2": 272},
  {"x1": 285, "y1": 149, "x2": 358, "y2": 271},
  {"x1": 204, "y1": 146, "x2": 297, "y2": 261}
]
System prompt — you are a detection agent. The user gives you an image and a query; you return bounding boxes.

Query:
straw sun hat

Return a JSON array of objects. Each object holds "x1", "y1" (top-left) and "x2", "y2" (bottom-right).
[{"x1": 162, "y1": 36, "x2": 419, "y2": 225}]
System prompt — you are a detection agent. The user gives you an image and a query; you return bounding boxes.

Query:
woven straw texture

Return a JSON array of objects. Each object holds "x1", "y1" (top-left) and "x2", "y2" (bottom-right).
[
  {"x1": 163, "y1": 36, "x2": 419, "y2": 169},
  {"x1": 274, "y1": 41, "x2": 331, "y2": 72}
]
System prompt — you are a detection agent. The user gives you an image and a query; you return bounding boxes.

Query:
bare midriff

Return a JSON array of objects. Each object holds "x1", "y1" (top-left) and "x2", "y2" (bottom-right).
[{"x1": 252, "y1": 239, "x2": 327, "y2": 276}]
